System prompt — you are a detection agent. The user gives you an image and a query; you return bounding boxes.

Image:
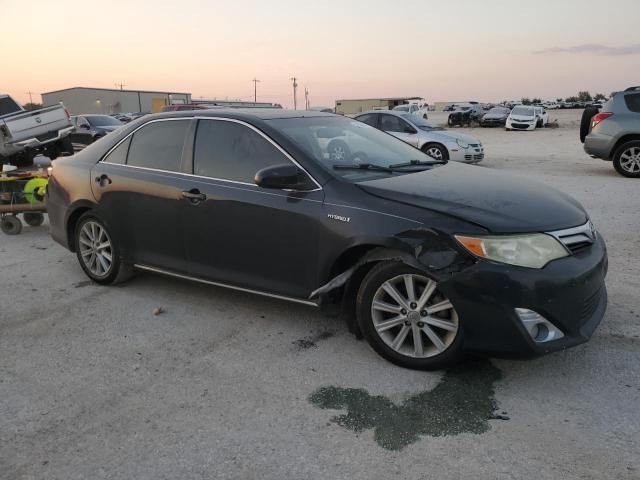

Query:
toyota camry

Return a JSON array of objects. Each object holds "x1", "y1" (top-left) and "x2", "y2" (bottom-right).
[{"x1": 46, "y1": 109, "x2": 608, "y2": 370}]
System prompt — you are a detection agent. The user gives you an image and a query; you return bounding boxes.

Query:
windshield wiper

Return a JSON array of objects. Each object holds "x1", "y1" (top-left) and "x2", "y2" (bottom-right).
[
  {"x1": 388, "y1": 159, "x2": 447, "y2": 168},
  {"x1": 333, "y1": 163, "x2": 394, "y2": 173}
]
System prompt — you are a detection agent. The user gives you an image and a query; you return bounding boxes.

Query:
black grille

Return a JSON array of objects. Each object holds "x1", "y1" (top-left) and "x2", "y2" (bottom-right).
[
  {"x1": 464, "y1": 153, "x2": 484, "y2": 161},
  {"x1": 512, "y1": 123, "x2": 530, "y2": 129},
  {"x1": 567, "y1": 241, "x2": 591, "y2": 254}
]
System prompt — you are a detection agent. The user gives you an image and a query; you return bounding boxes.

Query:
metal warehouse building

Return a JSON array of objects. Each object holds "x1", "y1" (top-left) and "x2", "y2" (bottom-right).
[
  {"x1": 41, "y1": 87, "x2": 192, "y2": 115},
  {"x1": 335, "y1": 96, "x2": 422, "y2": 115}
]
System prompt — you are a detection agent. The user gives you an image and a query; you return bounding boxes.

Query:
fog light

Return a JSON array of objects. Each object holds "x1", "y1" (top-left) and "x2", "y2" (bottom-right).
[{"x1": 515, "y1": 308, "x2": 564, "y2": 343}]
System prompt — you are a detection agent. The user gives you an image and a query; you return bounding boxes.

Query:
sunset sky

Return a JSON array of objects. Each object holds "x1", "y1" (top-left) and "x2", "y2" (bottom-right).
[{"x1": 2, "y1": 0, "x2": 639, "y2": 108}]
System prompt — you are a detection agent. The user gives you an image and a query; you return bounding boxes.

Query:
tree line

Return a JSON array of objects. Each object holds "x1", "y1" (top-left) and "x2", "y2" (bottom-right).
[{"x1": 519, "y1": 91, "x2": 607, "y2": 105}]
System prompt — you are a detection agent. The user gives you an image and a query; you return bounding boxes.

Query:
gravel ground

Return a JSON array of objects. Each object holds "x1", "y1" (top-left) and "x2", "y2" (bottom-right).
[{"x1": 1, "y1": 122, "x2": 639, "y2": 480}]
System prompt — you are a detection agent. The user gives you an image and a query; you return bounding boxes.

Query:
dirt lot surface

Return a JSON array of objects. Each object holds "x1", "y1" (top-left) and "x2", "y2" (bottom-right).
[{"x1": 1, "y1": 122, "x2": 639, "y2": 480}]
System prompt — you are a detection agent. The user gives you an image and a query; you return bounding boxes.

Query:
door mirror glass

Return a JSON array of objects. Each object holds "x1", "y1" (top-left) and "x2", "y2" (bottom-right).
[{"x1": 254, "y1": 164, "x2": 301, "y2": 189}]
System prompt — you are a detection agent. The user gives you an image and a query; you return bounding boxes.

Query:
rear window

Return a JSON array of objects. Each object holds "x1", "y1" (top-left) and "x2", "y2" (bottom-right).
[
  {"x1": 624, "y1": 93, "x2": 640, "y2": 113},
  {"x1": 127, "y1": 120, "x2": 189, "y2": 172},
  {"x1": 0, "y1": 96, "x2": 23, "y2": 116}
]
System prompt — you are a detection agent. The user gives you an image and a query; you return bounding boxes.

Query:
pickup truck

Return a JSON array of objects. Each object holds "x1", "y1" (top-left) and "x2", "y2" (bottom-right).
[{"x1": 1, "y1": 94, "x2": 74, "y2": 166}]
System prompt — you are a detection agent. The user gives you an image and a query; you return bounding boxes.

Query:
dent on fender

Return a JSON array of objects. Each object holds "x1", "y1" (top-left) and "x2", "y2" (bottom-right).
[{"x1": 309, "y1": 228, "x2": 475, "y2": 299}]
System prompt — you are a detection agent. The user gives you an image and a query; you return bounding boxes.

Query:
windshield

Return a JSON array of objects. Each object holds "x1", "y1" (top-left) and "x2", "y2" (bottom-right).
[
  {"x1": 511, "y1": 106, "x2": 534, "y2": 116},
  {"x1": 267, "y1": 116, "x2": 443, "y2": 182},
  {"x1": 400, "y1": 114, "x2": 442, "y2": 131},
  {"x1": 85, "y1": 115, "x2": 123, "y2": 127},
  {"x1": 488, "y1": 107, "x2": 509, "y2": 114}
]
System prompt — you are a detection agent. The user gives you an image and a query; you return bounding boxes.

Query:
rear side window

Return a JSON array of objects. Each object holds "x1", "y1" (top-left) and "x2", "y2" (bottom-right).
[
  {"x1": 356, "y1": 113, "x2": 378, "y2": 127},
  {"x1": 624, "y1": 93, "x2": 640, "y2": 113},
  {"x1": 127, "y1": 120, "x2": 189, "y2": 171},
  {"x1": 193, "y1": 120, "x2": 290, "y2": 183},
  {"x1": 103, "y1": 137, "x2": 131, "y2": 164},
  {"x1": 0, "y1": 96, "x2": 22, "y2": 116}
]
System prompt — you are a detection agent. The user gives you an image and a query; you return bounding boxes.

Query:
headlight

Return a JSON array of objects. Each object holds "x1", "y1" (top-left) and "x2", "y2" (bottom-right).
[
  {"x1": 454, "y1": 234, "x2": 568, "y2": 268},
  {"x1": 456, "y1": 139, "x2": 469, "y2": 149}
]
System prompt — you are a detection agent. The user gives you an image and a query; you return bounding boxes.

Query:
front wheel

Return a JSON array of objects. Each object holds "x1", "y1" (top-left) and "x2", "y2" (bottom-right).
[
  {"x1": 421, "y1": 143, "x2": 449, "y2": 161},
  {"x1": 23, "y1": 212, "x2": 45, "y2": 227},
  {"x1": 356, "y1": 262, "x2": 463, "y2": 370},
  {"x1": 75, "y1": 213, "x2": 134, "y2": 284},
  {"x1": 612, "y1": 141, "x2": 640, "y2": 178},
  {"x1": 1, "y1": 215, "x2": 22, "y2": 235}
]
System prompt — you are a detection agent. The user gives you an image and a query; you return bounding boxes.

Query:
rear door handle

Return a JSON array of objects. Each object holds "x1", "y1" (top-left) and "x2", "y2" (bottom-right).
[
  {"x1": 94, "y1": 174, "x2": 112, "y2": 187},
  {"x1": 181, "y1": 189, "x2": 206, "y2": 203}
]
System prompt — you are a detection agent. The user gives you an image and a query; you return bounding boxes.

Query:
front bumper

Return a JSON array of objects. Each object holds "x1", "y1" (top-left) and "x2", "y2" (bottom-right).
[
  {"x1": 449, "y1": 144, "x2": 484, "y2": 163},
  {"x1": 439, "y1": 234, "x2": 608, "y2": 356},
  {"x1": 480, "y1": 119, "x2": 506, "y2": 127},
  {"x1": 506, "y1": 120, "x2": 535, "y2": 130}
]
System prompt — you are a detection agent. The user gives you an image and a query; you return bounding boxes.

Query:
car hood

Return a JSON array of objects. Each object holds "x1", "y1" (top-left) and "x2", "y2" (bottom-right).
[
  {"x1": 483, "y1": 113, "x2": 507, "y2": 119},
  {"x1": 358, "y1": 162, "x2": 587, "y2": 233},
  {"x1": 427, "y1": 130, "x2": 479, "y2": 144},
  {"x1": 509, "y1": 115, "x2": 535, "y2": 121}
]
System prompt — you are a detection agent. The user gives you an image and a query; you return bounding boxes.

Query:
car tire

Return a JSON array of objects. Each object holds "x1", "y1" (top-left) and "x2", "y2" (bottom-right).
[
  {"x1": 356, "y1": 261, "x2": 463, "y2": 370},
  {"x1": 580, "y1": 107, "x2": 599, "y2": 143},
  {"x1": 74, "y1": 212, "x2": 134, "y2": 285},
  {"x1": 23, "y1": 212, "x2": 45, "y2": 227},
  {"x1": 612, "y1": 140, "x2": 640, "y2": 178},
  {"x1": 1, "y1": 215, "x2": 23, "y2": 235},
  {"x1": 447, "y1": 115, "x2": 455, "y2": 127},
  {"x1": 421, "y1": 143, "x2": 449, "y2": 161},
  {"x1": 327, "y1": 139, "x2": 351, "y2": 163},
  {"x1": 58, "y1": 137, "x2": 74, "y2": 156}
]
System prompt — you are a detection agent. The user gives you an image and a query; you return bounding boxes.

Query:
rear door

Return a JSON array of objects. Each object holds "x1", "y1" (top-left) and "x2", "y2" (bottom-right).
[
  {"x1": 70, "y1": 116, "x2": 93, "y2": 146},
  {"x1": 181, "y1": 118, "x2": 324, "y2": 299},
  {"x1": 90, "y1": 118, "x2": 194, "y2": 272}
]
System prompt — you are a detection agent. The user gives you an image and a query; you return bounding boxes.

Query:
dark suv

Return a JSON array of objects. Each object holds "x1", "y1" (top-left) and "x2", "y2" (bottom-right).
[
  {"x1": 46, "y1": 110, "x2": 608, "y2": 370},
  {"x1": 582, "y1": 86, "x2": 640, "y2": 177}
]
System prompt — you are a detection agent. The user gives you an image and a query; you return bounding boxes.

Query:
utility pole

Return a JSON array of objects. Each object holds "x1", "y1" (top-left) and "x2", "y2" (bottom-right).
[
  {"x1": 290, "y1": 77, "x2": 298, "y2": 110},
  {"x1": 304, "y1": 87, "x2": 309, "y2": 110},
  {"x1": 26, "y1": 91, "x2": 33, "y2": 104},
  {"x1": 252, "y1": 78, "x2": 260, "y2": 103},
  {"x1": 115, "y1": 82, "x2": 126, "y2": 91}
]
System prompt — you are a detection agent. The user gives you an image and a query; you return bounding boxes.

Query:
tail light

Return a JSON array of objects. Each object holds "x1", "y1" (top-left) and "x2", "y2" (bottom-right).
[{"x1": 591, "y1": 112, "x2": 613, "y2": 128}]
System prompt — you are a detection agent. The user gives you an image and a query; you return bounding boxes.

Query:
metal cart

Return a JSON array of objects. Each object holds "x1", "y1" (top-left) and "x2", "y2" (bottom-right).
[{"x1": 0, "y1": 170, "x2": 48, "y2": 235}]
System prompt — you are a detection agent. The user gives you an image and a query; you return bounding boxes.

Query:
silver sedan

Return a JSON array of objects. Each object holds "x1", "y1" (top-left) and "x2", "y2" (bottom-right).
[{"x1": 354, "y1": 110, "x2": 484, "y2": 163}]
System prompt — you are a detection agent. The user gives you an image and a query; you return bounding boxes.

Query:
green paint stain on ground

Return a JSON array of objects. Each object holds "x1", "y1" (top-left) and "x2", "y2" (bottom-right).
[{"x1": 309, "y1": 359, "x2": 504, "y2": 450}]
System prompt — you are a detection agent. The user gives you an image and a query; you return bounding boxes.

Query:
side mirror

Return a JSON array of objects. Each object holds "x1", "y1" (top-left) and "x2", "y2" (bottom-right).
[
  {"x1": 79, "y1": 124, "x2": 90, "y2": 130},
  {"x1": 254, "y1": 164, "x2": 301, "y2": 189}
]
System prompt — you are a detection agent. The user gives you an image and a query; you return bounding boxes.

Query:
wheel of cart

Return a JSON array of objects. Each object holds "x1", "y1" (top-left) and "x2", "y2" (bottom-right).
[
  {"x1": 23, "y1": 212, "x2": 45, "y2": 227},
  {"x1": 1, "y1": 214, "x2": 22, "y2": 235}
]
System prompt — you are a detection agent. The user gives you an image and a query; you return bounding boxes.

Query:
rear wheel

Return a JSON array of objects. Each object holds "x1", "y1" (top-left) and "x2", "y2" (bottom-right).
[
  {"x1": 74, "y1": 213, "x2": 134, "y2": 284},
  {"x1": 612, "y1": 140, "x2": 640, "y2": 178},
  {"x1": 1, "y1": 215, "x2": 22, "y2": 235},
  {"x1": 356, "y1": 262, "x2": 463, "y2": 370},
  {"x1": 327, "y1": 139, "x2": 351, "y2": 162},
  {"x1": 580, "y1": 107, "x2": 599, "y2": 143}
]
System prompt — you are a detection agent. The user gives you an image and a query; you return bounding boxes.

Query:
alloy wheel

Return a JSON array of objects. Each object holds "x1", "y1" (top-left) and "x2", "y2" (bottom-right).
[
  {"x1": 78, "y1": 220, "x2": 113, "y2": 278},
  {"x1": 425, "y1": 146, "x2": 444, "y2": 160},
  {"x1": 619, "y1": 147, "x2": 640, "y2": 173},
  {"x1": 370, "y1": 274, "x2": 459, "y2": 358}
]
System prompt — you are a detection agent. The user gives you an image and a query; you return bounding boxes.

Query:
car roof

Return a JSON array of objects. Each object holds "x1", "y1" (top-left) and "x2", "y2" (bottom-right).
[
  {"x1": 148, "y1": 108, "x2": 334, "y2": 122},
  {"x1": 356, "y1": 110, "x2": 405, "y2": 117}
]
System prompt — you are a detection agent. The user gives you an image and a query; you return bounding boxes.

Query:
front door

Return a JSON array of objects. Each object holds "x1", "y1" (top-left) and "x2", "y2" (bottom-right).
[
  {"x1": 90, "y1": 118, "x2": 193, "y2": 272},
  {"x1": 379, "y1": 114, "x2": 419, "y2": 147},
  {"x1": 182, "y1": 118, "x2": 323, "y2": 299}
]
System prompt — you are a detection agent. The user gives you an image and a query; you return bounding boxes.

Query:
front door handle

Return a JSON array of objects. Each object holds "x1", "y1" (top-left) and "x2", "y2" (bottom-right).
[
  {"x1": 94, "y1": 174, "x2": 112, "y2": 187},
  {"x1": 181, "y1": 189, "x2": 206, "y2": 203}
]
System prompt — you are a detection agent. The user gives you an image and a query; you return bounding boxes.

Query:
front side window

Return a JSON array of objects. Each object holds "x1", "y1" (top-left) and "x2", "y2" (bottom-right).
[
  {"x1": 380, "y1": 115, "x2": 407, "y2": 133},
  {"x1": 193, "y1": 119, "x2": 293, "y2": 184},
  {"x1": 127, "y1": 120, "x2": 189, "y2": 172}
]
